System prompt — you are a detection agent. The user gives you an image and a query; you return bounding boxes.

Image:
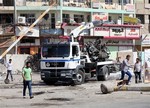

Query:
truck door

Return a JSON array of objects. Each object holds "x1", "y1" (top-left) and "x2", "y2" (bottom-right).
[{"x1": 72, "y1": 45, "x2": 80, "y2": 65}]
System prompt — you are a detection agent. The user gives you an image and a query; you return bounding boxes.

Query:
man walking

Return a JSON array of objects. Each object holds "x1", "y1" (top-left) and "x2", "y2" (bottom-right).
[
  {"x1": 5, "y1": 59, "x2": 13, "y2": 81},
  {"x1": 120, "y1": 55, "x2": 132, "y2": 85},
  {"x1": 22, "y1": 62, "x2": 34, "y2": 99}
]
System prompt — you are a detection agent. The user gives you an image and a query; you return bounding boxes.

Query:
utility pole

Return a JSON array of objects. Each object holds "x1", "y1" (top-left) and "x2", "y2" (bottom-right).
[{"x1": 14, "y1": 0, "x2": 17, "y2": 54}]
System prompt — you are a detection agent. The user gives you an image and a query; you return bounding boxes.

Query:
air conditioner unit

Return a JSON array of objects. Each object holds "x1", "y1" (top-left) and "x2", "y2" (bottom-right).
[{"x1": 18, "y1": 16, "x2": 26, "y2": 24}]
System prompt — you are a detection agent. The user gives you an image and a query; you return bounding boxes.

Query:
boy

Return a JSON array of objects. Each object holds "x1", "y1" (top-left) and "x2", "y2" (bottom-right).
[{"x1": 22, "y1": 62, "x2": 34, "y2": 99}]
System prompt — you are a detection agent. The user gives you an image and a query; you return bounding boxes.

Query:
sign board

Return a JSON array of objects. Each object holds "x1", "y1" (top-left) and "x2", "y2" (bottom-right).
[
  {"x1": 94, "y1": 27, "x2": 109, "y2": 37},
  {"x1": 126, "y1": 28, "x2": 140, "y2": 38},
  {"x1": 144, "y1": 49, "x2": 150, "y2": 83},
  {"x1": 110, "y1": 27, "x2": 125, "y2": 37},
  {"x1": 16, "y1": 26, "x2": 39, "y2": 37},
  {"x1": 92, "y1": 13, "x2": 108, "y2": 21},
  {"x1": 125, "y1": 4, "x2": 134, "y2": 12},
  {"x1": 93, "y1": 26, "x2": 140, "y2": 39},
  {"x1": 92, "y1": 2, "x2": 99, "y2": 8},
  {"x1": 142, "y1": 34, "x2": 150, "y2": 45},
  {"x1": 64, "y1": 26, "x2": 89, "y2": 36}
]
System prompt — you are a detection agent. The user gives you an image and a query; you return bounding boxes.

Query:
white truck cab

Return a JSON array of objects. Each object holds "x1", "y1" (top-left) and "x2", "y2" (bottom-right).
[{"x1": 40, "y1": 41, "x2": 85, "y2": 85}]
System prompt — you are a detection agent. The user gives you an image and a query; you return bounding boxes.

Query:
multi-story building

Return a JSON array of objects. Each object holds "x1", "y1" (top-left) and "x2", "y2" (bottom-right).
[
  {"x1": 0, "y1": 0, "x2": 141, "y2": 60},
  {"x1": 0, "y1": 0, "x2": 15, "y2": 55},
  {"x1": 135, "y1": 0, "x2": 150, "y2": 52}
]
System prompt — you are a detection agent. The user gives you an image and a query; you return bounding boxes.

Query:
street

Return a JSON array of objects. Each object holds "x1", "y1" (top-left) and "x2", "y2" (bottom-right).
[{"x1": 0, "y1": 73, "x2": 150, "y2": 108}]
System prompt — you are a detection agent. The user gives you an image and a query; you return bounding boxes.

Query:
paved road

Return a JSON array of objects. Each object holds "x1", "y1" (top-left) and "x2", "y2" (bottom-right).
[{"x1": 0, "y1": 73, "x2": 150, "y2": 108}]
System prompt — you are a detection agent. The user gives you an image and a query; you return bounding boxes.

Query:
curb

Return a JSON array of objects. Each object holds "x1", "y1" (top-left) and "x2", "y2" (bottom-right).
[{"x1": 100, "y1": 81, "x2": 150, "y2": 94}]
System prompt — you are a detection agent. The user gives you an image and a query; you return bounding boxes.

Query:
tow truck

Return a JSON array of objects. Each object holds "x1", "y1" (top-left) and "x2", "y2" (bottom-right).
[{"x1": 40, "y1": 20, "x2": 117, "y2": 85}]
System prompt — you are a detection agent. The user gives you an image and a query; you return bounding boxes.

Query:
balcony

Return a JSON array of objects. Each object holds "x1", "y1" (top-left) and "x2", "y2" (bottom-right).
[
  {"x1": 0, "y1": 6, "x2": 14, "y2": 11},
  {"x1": 63, "y1": 1, "x2": 134, "y2": 12},
  {"x1": 98, "y1": 2, "x2": 134, "y2": 11},
  {"x1": 16, "y1": 0, "x2": 60, "y2": 6},
  {"x1": 63, "y1": 1, "x2": 90, "y2": 8}
]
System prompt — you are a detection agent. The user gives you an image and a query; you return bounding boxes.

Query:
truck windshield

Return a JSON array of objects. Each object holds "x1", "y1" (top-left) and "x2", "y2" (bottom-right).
[{"x1": 42, "y1": 45, "x2": 70, "y2": 57}]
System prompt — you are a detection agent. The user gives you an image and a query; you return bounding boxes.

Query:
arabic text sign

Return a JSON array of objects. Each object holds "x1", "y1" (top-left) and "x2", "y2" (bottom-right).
[
  {"x1": 94, "y1": 27, "x2": 109, "y2": 36},
  {"x1": 126, "y1": 28, "x2": 140, "y2": 37},
  {"x1": 110, "y1": 27, "x2": 125, "y2": 37},
  {"x1": 92, "y1": 13, "x2": 108, "y2": 21}
]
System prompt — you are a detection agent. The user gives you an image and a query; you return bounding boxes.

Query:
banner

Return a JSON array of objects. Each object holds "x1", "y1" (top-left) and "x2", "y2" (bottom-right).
[
  {"x1": 92, "y1": 13, "x2": 108, "y2": 21},
  {"x1": 144, "y1": 49, "x2": 150, "y2": 83},
  {"x1": 16, "y1": 26, "x2": 39, "y2": 37}
]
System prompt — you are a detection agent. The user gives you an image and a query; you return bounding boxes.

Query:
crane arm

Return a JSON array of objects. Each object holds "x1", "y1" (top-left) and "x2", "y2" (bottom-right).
[
  {"x1": 69, "y1": 20, "x2": 104, "y2": 41},
  {"x1": 0, "y1": 0, "x2": 56, "y2": 59}
]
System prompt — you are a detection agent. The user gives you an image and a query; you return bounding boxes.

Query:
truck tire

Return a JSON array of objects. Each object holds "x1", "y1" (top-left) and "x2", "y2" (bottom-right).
[
  {"x1": 74, "y1": 70, "x2": 85, "y2": 85},
  {"x1": 97, "y1": 66, "x2": 109, "y2": 81}
]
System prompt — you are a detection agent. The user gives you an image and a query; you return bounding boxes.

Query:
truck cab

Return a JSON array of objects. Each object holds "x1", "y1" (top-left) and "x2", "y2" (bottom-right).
[{"x1": 40, "y1": 41, "x2": 85, "y2": 85}]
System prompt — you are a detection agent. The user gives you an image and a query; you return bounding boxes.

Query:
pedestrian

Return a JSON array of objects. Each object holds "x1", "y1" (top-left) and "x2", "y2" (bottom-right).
[
  {"x1": 22, "y1": 62, "x2": 34, "y2": 99},
  {"x1": 120, "y1": 55, "x2": 132, "y2": 85},
  {"x1": 5, "y1": 59, "x2": 13, "y2": 81},
  {"x1": 134, "y1": 58, "x2": 142, "y2": 83}
]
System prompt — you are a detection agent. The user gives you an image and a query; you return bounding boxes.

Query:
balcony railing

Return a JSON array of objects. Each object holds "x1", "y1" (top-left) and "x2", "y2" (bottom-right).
[
  {"x1": 63, "y1": 1, "x2": 134, "y2": 11},
  {"x1": 16, "y1": 0, "x2": 60, "y2": 6},
  {"x1": 63, "y1": 1, "x2": 90, "y2": 8},
  {"x1": 0, "y1": 6, "x2": 14, "y2": 10}
]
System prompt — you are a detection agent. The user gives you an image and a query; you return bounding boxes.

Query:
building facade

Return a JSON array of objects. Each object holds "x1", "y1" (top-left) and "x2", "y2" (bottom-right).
[
  {"x1": 135, "y1": 0, "x2": 150, "y2": 52},
  {"x1": 0, "y1": 0, "x2": 141, "y2": 60}
]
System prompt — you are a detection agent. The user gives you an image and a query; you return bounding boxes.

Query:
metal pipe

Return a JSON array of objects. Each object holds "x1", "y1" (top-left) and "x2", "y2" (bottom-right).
[{"x1": 0, "y1": 0, "x2": 56, "y2": 59}]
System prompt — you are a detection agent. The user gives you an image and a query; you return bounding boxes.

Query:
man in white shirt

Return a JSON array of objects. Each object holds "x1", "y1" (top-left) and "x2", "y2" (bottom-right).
[
  {"x1": 134, "y1": 58, "x2": 142, "y2": 83},
  {"x1": 121, "y1": 55, "x2": 132, "y2": 85},
  {"x1": 5, "y1": 59, "x2": 13, "y2": 81}
]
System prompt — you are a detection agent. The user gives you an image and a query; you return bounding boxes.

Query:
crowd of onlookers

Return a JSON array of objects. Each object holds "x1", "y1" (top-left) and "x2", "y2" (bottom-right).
[{"x1": 116, "y1": 55, "x2": 150, "y2": 85}]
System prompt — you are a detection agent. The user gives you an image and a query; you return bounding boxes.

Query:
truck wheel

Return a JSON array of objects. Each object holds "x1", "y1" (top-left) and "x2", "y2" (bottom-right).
[
  {"x1": 97, "y1": 66, "x2": 109, "y2": 81},
  {"x1": 74, "y1": 70, "x2": 85, "y2": 85}
]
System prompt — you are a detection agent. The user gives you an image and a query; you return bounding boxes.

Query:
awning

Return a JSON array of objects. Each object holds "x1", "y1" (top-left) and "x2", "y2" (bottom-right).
[{"x1": 0, "y1": 36, "x2": 16, "y2": 48}]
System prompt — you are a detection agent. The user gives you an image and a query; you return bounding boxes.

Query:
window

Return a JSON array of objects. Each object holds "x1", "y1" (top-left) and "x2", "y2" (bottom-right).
[
  {"x1": 87, "y1": 15, "x2": 90, "y2": 22},
  {"x1": 149, "y1": 15, "x2": 150, "y2": 33},
  {"x1": 74, "y1": 0, "x2": 84, "y2": 3},
  {"x1": 42, "y1": 45, "x2": 70, "y2": 57},
  {"x1": 118, "y1": 0, "x2": 131, "y2": 5},
  {"x1": 74, "y1": 15, "x2": 84, "y2": 23},
  {"x1": 136, "y1": 14, "x2": 145, "y2": 24},
  {"x1": 72, "y1": 46, "x2": 79, "y2": 57},
  {"x1": 105, "y1": 0, "x2": 113, "y2": 4},
  {"x1": 26, "y1": 0, "x2": 36, "y2": 1},
  {"x1": 20, "y1": 48, "x2": 30, "y2": 54},
  {"x1": 20, "y1": 38, "x2": 35, "y2": 43},
  {"x1": 51, "y1": 13, "x2": 55, "y2": 28},
  {"x1": 20, "y1": 14, "x2": 35, "y2": 24},
  {"x1": 63, "y1": 14, "x2": 70, "y2": 23},
  {"x1": 43, "y1": 14, "x2": 49, "y2": 20},
  {"x1": 3, "y1": 0, "x2": 13, "y2": 6},
  {"x1": 42, "y1": 0, "x2": 50, "y2": 2},
  {"x1": 0, "y1": 14, "x2": 13, "y2": 24}
]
